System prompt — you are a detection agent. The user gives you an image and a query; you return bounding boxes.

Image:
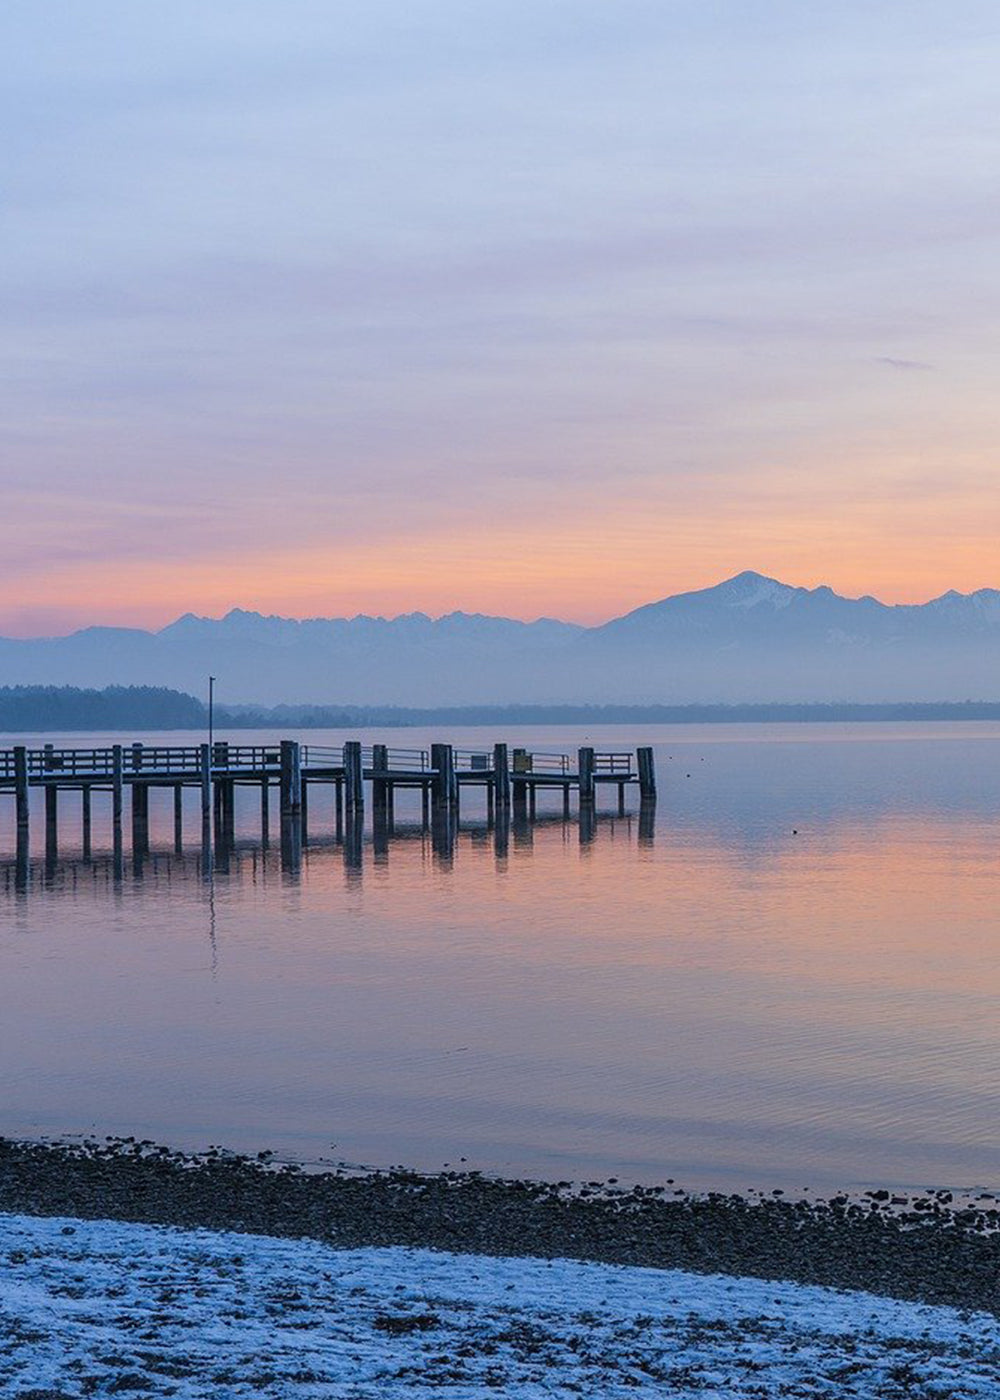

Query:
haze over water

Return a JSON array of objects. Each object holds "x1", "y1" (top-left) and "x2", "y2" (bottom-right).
[{"x1": 2, "y1": 722, "x2": 998, "y2": 1196}]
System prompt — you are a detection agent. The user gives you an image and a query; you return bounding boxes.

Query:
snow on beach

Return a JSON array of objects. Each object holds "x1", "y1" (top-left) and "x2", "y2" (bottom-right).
[{"x1": 1, "y1": 1211, "x2": 998, "y2": 1398}]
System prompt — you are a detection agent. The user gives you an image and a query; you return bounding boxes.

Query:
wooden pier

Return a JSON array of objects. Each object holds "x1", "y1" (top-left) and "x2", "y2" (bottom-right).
[{"x1": 0, "y1": 739, "x2": 656, "y2": 866}]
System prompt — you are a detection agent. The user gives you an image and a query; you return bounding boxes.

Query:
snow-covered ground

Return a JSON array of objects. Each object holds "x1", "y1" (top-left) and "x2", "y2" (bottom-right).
[{"x1": 1, "y1": 1211, "x2": 997, "y2": 1398}]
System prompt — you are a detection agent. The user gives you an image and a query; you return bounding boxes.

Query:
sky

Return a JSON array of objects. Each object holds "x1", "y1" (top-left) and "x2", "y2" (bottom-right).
[{"x1": 3, "y1": 0, "x2": 999, "y2": 635}]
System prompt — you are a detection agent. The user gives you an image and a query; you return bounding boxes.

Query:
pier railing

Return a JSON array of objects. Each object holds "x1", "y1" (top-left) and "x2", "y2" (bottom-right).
[
  {"x1": 301, "y1": 744, "x2": 344, "y2": 768},
  {"x1": 513, "y1": 751, "x2": 573, "y2": 776},
  {"x1": 454, "y1": 749, "x2": 494, "y2": 772},
  {"x1": 594, "y1": 752, "x2": 635, "y2": 774}
]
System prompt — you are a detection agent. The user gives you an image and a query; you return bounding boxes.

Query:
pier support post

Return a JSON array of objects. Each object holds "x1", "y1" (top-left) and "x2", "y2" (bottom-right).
[
  {"x1": 578, "y1": 747, "x2": 595, "y2": 807},
  {"x1": 280, "y1": 740, "x2": 302, "y2": 819},
  {"x1": 493, "y1": 743, "x2": 510, "y2": 809},
  {"x1": 82, "y1": 786, "x2": 92, "y2": 859},
  {"x1": 199, "y1": 743, "x2": 211, "y2": 834},
  {"x1": 173, "y1": 784, "x2": 183, "y2": 854},
  {"x1": 225, "y1": 779, "x2": 236, "y2": 847},
  {"x1": 372, "y1": 743, "x2": 388, "y2": 813},
  {"x1": 112, "y1": 744, "x2": 124, "y2": 856},
  {"x1": 45, "y1": 784, "x2": 58, "y2": 860},
  {"x1": 637, "y1": 746, "x2": 657, "y2": 802},
  {"x1": 300, "y1": 779, "x2": 309, "y2": 847},
  {"x1": 344, "y1": 740, "x2": 364, "y2": 812},
  {"x1": 260, "y1": 779, "x2": 270, "y2": 848},
  {"x1": 430, "y1": 743, "x2": 455, "y2": 811},
  {"x1": 511, "y1": 748, "x2": 528, "y2": 816},
  {"x1": 14, "y1": 745, "x2": 29, "y2": 837},
  {"x1": 131, "y1": 782, "x2": 149, "y2": 854}
]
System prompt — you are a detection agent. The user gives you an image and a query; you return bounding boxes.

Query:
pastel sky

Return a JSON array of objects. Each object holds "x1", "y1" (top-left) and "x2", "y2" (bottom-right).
[{"x1": 3, "y1": 1, "x2": 999, "y2": 634}]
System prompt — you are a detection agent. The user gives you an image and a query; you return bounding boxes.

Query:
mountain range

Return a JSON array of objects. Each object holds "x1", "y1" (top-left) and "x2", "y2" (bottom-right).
[{"x1": 1, "y1": 572, "x2": 998, "y2": 705}]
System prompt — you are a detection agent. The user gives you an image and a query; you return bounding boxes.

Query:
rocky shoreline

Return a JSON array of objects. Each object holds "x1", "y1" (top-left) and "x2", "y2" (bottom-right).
[{"x1": 1, "y1": 1136, "x2": 997, "y2": 1318}]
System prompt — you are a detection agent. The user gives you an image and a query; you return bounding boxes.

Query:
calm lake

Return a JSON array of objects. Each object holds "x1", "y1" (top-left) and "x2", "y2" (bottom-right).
[{"x1": 1, "y1": 722, "x2": 998, "y2": 1196}]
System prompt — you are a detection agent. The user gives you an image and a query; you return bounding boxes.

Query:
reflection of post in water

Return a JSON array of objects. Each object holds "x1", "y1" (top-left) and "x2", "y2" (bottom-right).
[
  {"x1": 431, "y1": 805, "x2": 455, "y2": 866},
  {"x1": 280, "y1": 813, "x2": 303, "y2": 879},
  {"x1": 373, "y1": 804, "x2": 390, "y2": 863},
  {"x1": 512, "y1": 811, "x2": 533, "y2": 850},
  {"x1": 493, "y1": 808, "x2": 510, "y2": 861},
  {"x1": 578, "y1": 804, "x2": 596, "y2": 848},
  {"x1": 200, "y1": 817, "x2": 213, "y2": 881},
  {"x1": 15, "y1": 826, "x2": 29, "y2": 896},
  {"x1": 213, "y1": 824, "x2": 230, "y2": 875},
  {"x1": 131, "y1": 841, "x2": 146, "y2": 880},
  {"x1": 639, "y1": 800, "x2": 656, "y2": 846},
  {"x1": 343, "y1": 807, "x2": 363, "y2": 876}
]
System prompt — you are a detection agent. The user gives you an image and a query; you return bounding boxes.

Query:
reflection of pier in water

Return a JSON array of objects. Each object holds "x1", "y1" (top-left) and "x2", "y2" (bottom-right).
[
  {"x1": 1, "y1": 739, "x2": 656, "y2": 875},
  {"x1": 0, "y1": 806, "x2": 656, "y2": 896}
]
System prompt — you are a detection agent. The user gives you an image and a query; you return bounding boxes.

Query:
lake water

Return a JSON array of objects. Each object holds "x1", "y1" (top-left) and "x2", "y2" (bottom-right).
[{"x1": 1, "y1": 723, "x2": 998, "y2": 1196}]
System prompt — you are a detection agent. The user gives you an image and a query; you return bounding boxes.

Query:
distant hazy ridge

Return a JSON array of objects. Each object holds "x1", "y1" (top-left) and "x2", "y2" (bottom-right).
[{"x1": 2, "y1": 572, "x2": 998, "y2": 706}]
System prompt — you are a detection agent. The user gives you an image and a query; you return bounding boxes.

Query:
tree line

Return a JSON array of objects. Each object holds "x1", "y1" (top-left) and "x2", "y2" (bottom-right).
[{"x1": 1, "y1": 685, "x2": 999, "y2": 732}]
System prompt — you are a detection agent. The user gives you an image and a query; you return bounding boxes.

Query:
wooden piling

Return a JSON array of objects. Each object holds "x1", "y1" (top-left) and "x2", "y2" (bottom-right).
[
  {"x1": 300, "y1": 779, "x2": 309, "y2": 847},
  {"x1": 430, "y1": 743, "x2": 454, "y2": 810},
  {"x1": 226, "y1": 779, "x2": 237, "y2": 846},
  {"x1": 637, "y1": 746, "x2": 657, "y2": 801},
  {"x1": 372, "y1": 743, "x2": 389, "y2": 812},
  {"x1": 82, "y1": 786, "x2": 92, "y2": 859},
  {"x1": 131, "y1": 782, "x2": 149, "y2": 854},
  {"x1": 112, "y1": 744, "x2": 124, "y2": 838},
  {"x1": 280, "y1": 740, "x2": 302, "y2": 818},
  {"x1": 14, "y1": 746, "x2": 29, "y2": 834},
  {"x1": 578, "y1": 747, "x2": 595, "y2": 806},
  {"x1": 199, "y1": 743, "x2": 211, "y2": 830},
  {"x1": 260, "y1": 779, "x2": 270, "y2": 847},
  {"x1": 45, "y1": 784, "x2": 58, "y2": 858},
  {"x1": 511, "y1": 748, "x2": 528, "y2": 816},
  {"x1": 493, "y1": 743, "x2": 510, "y2": 809},
  {"x1": 173, "y1": 784, "x2": 183, "y2": 853},
  {"x1": 344, "y1": 740, "x2": 364, "y2": 811}
]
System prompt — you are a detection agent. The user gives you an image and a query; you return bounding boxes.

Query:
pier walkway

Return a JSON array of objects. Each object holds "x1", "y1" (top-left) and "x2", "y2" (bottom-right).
[{"x1": 0, "y1": 739, "x2": 656, "y2": 861}]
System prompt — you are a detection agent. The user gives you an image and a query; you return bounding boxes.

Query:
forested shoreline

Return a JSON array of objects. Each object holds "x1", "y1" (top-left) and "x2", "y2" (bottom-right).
[{"x1": 1, "y1": 684, "x2": 1000, "y2": 731}]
